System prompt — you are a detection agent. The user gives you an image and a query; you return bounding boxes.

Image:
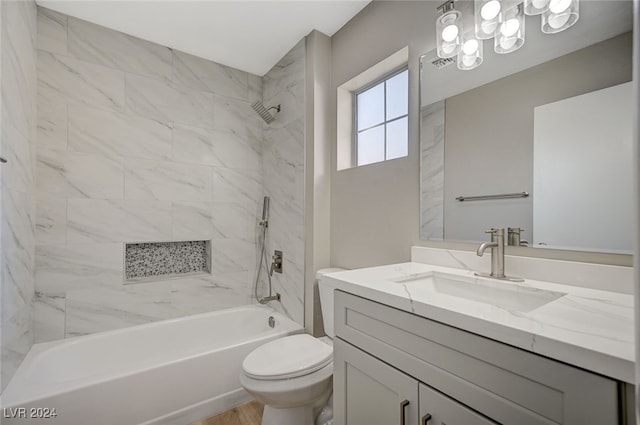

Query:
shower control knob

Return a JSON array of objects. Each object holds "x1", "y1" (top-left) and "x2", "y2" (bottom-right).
[{"x1": 271, "y1": 250, "x2": 283, "y2": 274}]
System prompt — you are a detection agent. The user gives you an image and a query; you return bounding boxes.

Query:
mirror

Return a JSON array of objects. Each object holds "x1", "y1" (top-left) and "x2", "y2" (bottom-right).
[{"x1": 419, "y1": 0, "x2": 633, "y2": 254}]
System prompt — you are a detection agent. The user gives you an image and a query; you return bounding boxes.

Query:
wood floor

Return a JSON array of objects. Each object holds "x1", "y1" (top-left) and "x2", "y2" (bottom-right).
[{"x1": 190, "y1": 401, "x2": 264, "y2": 425}]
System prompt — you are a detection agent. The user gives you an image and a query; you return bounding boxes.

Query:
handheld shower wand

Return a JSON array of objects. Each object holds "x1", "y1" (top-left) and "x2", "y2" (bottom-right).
[
  {"x1": 260, "y1": 196, "x2": 269, "y2": 227},
  {"x1": 254, "y1": 196, "x2": 281, "y2": 304}
]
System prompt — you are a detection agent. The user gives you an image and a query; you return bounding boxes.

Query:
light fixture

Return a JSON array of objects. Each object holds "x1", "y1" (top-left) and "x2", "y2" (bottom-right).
[
  {"x1": 474, "y1": 0, "x2": 502, "y2": 39},
  {"x1": 524, "y1": 0, "x2": 550, "y2": 15},
  {"x1": 436, "y1": 0, "x2": 463, "y2": 58},
  {"x1": 434, "y1": 0, "x2": 579, "y2": 70},
  {"x1": 495, "y1": 3, "x2": 525, "y2": 54},
  {"x1": 457, "y1": 33, "x2": 483, "y2": 70},
  {"x1": 541, "y1": 0, "x2": 579, "y2": 33}
]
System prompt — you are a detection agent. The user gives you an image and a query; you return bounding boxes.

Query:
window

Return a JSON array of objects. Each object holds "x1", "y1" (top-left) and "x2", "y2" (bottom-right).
[
  {"x1": 354, "y1": 68, "x2": 408, "y2": 166},
  {"x1": 336, "y1": 47, "x2": 408, "y2": 171}
]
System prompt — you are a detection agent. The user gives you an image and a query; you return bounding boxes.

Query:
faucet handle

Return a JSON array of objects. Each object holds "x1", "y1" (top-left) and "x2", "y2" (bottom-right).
[{"x1": 485, "y1": 228, "x2": 504, "y2": 234}]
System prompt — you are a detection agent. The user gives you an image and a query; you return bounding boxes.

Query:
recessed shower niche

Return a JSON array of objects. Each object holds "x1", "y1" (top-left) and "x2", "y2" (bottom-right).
[{"x1": 125, "y1": 240, "x2": 211, "y2": 283}]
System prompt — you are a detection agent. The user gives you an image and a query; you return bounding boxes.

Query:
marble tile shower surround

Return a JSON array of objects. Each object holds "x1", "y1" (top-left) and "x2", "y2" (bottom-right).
[
  {"x1": 33, "y1": 8, "x2": 279, "y2": 342},
  {"x1": 1, "y1": 0, "x2": 38, "y2": 391},
  {"x1": 260, "y1": 40, "x2": 306, "y2": 325}
]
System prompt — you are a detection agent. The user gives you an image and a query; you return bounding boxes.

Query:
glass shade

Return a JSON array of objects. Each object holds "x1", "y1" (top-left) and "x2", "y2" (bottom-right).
[
  {"x1": 457, "y1": 34, "x2": 483, "y2": 70},
  {"x1": 437, "y1": 9, "x2": 462, "y2": 58},
  {"x1": 541, "y1": 0, "x2": 579, "y2": 33},
  {"x1": 494, "y1": 3, "x2": 525, "y2": 54},
  {"x1": 524, "y1": 0, "x2": 550, "y2": 15},
  {"x1": 474, "y1": 0, "x2": 501, "y2": 39}
]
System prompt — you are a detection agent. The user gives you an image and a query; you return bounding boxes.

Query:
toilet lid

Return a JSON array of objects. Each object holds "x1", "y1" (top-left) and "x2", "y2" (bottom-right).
[{"x1": 242, "y1": 334, "x2": 333, "y2": 380}]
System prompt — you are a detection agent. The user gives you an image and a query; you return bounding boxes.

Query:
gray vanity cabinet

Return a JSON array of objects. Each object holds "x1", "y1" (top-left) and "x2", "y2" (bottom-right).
[
  {"x1": 333, "y1": 290, "x2": 624, "y2": 425},
  {"x1": 334, "y1": 337, "x2": 498, "y2": 425},
  {"x1": 334, "y1": 338, "x2": 419, "y2": 425}
]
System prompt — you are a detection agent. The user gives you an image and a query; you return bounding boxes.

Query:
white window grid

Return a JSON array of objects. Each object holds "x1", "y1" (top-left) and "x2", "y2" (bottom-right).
[{"x1": 353, "y1": 65, "x2": 409, "y2": 167}]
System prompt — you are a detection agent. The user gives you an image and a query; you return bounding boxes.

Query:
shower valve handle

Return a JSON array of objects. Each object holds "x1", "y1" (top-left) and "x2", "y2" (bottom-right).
[{"x1": 271, "y1": 250, "x2": 283, "y2": 275}]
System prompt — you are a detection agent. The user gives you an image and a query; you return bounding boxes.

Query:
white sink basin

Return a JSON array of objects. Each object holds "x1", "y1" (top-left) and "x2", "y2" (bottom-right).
[{"x1": 391, "y1": 271, "x2": 565, "y2": 313}]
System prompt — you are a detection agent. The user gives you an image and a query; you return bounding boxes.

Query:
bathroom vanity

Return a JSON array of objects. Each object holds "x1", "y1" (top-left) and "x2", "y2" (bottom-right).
[{"x1": 325, "y1": 251, "x2": 635, "y2": 425}]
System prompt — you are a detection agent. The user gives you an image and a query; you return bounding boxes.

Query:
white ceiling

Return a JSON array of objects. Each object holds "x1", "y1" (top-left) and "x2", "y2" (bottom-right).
[{"x1": 36, "y1": 0, "x2": 371, "y2": 76}]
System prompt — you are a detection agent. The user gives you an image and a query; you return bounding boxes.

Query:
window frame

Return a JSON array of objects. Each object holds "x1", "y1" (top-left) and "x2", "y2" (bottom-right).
[{"x1": 352, "y1": 65, "x2": 409, "y2": 167}]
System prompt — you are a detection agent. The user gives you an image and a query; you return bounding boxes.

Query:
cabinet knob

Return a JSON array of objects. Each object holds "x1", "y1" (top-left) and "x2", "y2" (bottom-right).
[
  {"x1": 422, "y1": 413, "x2": 433, "y2": 425},
  {"x1": 400, "y1": 400, "x2": 410, "y2": 425}
]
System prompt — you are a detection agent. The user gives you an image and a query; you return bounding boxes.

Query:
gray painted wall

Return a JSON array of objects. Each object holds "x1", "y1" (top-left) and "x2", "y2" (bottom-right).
[
  {"x1": 330, "y1": 1, "x2": 634, "y2": 269},
  {"x1": 331, "y1": 1, "x2": 432, "y2": 269}
]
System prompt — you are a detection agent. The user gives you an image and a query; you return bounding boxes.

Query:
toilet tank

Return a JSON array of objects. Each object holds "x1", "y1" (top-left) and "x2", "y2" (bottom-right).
[{"x1": 317, "y1": 268, "x2": 346, "y2": 339}]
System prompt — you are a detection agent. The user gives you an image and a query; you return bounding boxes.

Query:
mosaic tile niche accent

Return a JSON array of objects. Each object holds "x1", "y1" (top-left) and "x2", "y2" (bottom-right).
[{"x1": 125, "y1": 240, "x2": 211, "y2": 282}]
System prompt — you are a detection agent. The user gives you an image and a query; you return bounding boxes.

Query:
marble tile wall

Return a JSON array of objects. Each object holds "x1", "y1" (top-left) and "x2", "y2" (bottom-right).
[
  {"x1": 34, "y1": 8, "x2": 266, "y2": 342},
  {"x1": 1, "y1": 0, "x2": 38, "y2": 391},
  {"x1": 420, "y1": 101, "x2": 445, "y2": 240},
  {"x1": 260, "y1": 40, "x2": 306, "y2": 325}
]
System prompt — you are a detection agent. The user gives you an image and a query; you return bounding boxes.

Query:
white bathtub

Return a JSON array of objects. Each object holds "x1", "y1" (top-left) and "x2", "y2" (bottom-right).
[{"x1": 1, "y1": 305, "x2": 303, "y2": 425}]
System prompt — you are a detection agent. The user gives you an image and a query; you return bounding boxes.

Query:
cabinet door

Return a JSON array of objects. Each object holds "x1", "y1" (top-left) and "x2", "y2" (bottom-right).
[
  {"x1": 419, "y1": 383, "x2": 498, "y2": 425},
  {"x1": 334, "y1": 338, "x2": 419, "y2": 425}
]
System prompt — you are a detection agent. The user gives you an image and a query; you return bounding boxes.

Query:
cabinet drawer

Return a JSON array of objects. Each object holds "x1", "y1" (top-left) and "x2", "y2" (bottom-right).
[
  {"x1": 420, "y1": 383, "x2": 498, "y2": 425},
  {"x1": 335, "y1": 291, "x2": 618, "y2": 425}
]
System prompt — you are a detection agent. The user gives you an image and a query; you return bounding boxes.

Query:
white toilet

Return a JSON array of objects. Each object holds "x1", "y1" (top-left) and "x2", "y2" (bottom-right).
[{"x1": 240, "y1": 268, "x2": 344, "y2": 425}]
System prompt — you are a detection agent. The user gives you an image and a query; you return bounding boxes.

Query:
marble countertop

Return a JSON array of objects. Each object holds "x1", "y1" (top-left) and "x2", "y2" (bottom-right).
[{"x1": 323, "y1": 262, "x2": 635, "y2": 383}]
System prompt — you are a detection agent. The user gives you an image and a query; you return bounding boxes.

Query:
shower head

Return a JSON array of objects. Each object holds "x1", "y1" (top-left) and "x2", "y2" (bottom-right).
[{"x1": 251, "y1": 100, "x2": 281, "y2": 124}]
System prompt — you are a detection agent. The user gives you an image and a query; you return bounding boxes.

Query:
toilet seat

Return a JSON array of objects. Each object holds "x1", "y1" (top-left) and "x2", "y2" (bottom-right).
[{"x1": 242, "y1": 334, "x2": 333, "y2": 380}]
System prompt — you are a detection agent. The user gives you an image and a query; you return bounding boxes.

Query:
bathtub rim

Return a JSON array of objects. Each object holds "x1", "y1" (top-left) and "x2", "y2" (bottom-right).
[{"x1": 2, "y1": 304, "x2": 303, "y2": 407}]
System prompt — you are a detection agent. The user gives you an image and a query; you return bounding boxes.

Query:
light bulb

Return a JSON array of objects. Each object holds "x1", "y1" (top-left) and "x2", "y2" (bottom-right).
[
  {"x1": 541, "y1": 0, "x2": 578, "y2": 33},
  {"x1": 524, "y1": 0, "x2": 550, "y2": 15},
  {"x1": 437, "y1": 8, "x2": 462, "y2": 58},
  {"x1": 457, "y1": 33, "x2": 483, "y2": 71},
  {"x1": 462, "y1": 39, "x2": 479, "y2": 55},
  {"x1": 475, "y1": 0, "x2": 502, "y2": 39},
  {"x1": 480, "y1": 0, "x2": 501, "y2": 20},
  {"x1": 494, "y1": 2, "x2": 525, "y2": 54},
  {"x1": 547, "y1": 12, "x2": 570, "y2": 29},
  {"x1": 442, "y1": 24, "x2": 459, "y2": 42},
  {"x1": 442, "y1": 43, "x2": 456, "y2": 55},
  {"x1": 499, "y1": 37, "x2": 517, "y2": 50},
  {"x1": 481, "y1": 20, "x2": 498, "y2": 34},
  {"x1": 462, "y1": 55, "x2": 477, "y2": 66},
  {"x1": 549, "y1": 0, "x2": 572, "y2": 13},
  {"x1": 532, "y1": 0, "x2": 548, "y2": 8},
  {"x1": 500, "y1": 18, "x2": 520, "y2": 36}
]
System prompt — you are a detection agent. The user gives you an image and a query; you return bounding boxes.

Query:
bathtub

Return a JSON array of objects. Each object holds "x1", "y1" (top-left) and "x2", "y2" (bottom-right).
[{"x1": 1, "y1": 305, "x2": 303, "y2": 425}]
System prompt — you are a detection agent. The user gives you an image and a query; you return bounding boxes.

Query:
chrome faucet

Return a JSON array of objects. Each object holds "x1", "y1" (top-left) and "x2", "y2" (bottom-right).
[
  {"x1": 475, "y1": 228, "x2": 523, "y2": 282},
  {"x1": 507, "y1": 227, "x2": 528, "y2": 247}
]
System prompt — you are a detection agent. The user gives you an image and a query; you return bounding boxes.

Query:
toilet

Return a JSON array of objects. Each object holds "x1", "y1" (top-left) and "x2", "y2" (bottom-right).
[{"x1": 240, "y1": 268, "x2": 344, "y2": 425}]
